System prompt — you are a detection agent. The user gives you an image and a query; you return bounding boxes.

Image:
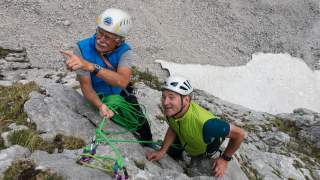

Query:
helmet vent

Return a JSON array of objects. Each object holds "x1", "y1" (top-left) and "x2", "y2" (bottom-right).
[
  {"x1": 180, "y1": 86, "x2": 188, "y2": 91},
  {"x1": 184, "y1": 81, "x2": 191, "y2": 89},
  {"x1": 170, "y1": 82, "x2": 178, "y2": 87}
]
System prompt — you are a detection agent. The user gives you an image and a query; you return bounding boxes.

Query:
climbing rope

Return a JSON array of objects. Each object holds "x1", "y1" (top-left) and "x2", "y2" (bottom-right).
[
  {"x1": 101, "y1": 95, "x2": 147, "y2": 131},
  {"x1": 78, "y1": 95, "x2": 156, "y2": 179},
  {"x1": 77, "y1": 95, "x2": 184, "y2": 179}
]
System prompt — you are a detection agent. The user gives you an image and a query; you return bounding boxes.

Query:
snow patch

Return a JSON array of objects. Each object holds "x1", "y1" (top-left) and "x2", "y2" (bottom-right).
[{"x1": 156, "y1": 53, "x2": 320, "y2": 114}]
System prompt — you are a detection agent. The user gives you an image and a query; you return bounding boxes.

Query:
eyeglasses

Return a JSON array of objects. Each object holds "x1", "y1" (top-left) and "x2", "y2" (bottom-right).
[{"x1": 96, "y1": 28, "x2": 122, "y2": 43}]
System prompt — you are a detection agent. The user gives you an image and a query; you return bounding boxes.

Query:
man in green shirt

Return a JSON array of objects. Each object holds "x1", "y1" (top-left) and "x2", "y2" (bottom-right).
[{"x1": 146, "y1": 76, "x2": 245, "y2": 177}]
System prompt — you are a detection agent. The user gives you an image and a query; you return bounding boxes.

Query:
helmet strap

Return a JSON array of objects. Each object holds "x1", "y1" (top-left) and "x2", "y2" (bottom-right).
[{"x1": 173, "y1": 95, "x2": 185, "y2": 118}]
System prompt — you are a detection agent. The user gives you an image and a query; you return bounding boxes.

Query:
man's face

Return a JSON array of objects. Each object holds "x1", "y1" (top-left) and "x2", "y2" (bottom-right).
[
  {"x1": 161, "y1": 90, "x2": 187, "y2": 117},
  {"x1": 95, "y1": 28, "x2": 123, "y2": 53}
]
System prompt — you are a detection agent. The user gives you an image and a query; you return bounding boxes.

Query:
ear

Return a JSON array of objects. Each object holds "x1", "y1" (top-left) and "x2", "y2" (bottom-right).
[
  {"x1": 117, "y1": 38, "x2": 125, "y2": 47},
  {"x1": 183, "y1": 95, "x2": 191, "y2": 104}
]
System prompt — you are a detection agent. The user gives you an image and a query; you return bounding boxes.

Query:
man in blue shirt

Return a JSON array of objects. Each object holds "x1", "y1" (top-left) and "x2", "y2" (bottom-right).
[{"x1": 61, "y1": 8, "x2": 153, "y2": 146}]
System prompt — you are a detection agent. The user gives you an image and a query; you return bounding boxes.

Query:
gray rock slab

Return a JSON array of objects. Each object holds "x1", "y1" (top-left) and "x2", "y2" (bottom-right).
[
  {"x1": 31, "y1": 150, "x2": 112, "y2": 180},
  {"x1": 24, "y1": 80, "x2": 99, "y2": 143}
]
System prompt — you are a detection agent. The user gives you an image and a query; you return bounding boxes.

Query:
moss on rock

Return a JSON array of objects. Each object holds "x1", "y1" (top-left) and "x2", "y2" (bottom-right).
[
  {"x1": 3, "y1": 159, "x2": 63, "y2": 180},
  {"x1": 131, "y1": 66, "x2": 161, "y2": 90},
  {"x1": 54, "y1": 134, "x2": 85, "y2": 152},
  {"x1": 9, "y1": 129, "x2": 53, "y2": 152}
]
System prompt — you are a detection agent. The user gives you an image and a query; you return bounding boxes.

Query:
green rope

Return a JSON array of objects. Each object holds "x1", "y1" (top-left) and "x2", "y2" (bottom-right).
[
  {"x1": 101, "y1": 95, "x2": 147, "y2": 131},
  {"x1": 78, "y1": 95, "x2": 183, "y2": 176},
  {"x1": 78, "y1": 95, "x2": 150, "y2": 175}
]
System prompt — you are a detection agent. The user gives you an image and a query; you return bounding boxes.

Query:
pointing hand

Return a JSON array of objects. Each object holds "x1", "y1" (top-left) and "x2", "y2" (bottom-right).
[{"x1": 60, "y1": 50, "x2": 94, "y2": 72}]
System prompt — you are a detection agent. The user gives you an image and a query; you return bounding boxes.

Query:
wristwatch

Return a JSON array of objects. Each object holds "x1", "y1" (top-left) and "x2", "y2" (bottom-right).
[
  {"x1": 221, "y1": 153, "x2": 232, "y2": 161},
  {"x1": 92, "y1": 64, "x2": 102, "y2": 75}
]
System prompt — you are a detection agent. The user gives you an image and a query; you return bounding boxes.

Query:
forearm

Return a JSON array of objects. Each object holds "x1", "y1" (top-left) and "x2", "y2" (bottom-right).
[
  {"x1": 77, "y1": 60, "x2": 130, "y2": 89},
  {"x1": 223, "y1": 138, "x2": 242, "y2": 157},
  {"x1": 160, "y1": 127, "x2": 177, "y2": 153},
  {"x1": 223, "y1": 126, "x2": 245, "y2": 156},
  {"x1": 81, "y1": 84, "x2": 103, "y2": 109},
  {"x1": 96, "y1": 69, "x2": 130, "y2": 89}
]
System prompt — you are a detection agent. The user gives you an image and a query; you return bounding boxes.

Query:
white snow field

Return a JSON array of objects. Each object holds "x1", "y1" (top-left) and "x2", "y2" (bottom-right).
[{"x1": 157, "y1": 53, "x2": 320, "y2": 114}]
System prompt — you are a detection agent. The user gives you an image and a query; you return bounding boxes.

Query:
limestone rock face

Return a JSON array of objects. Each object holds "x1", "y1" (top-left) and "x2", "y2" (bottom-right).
[{"x1": 0, "y1": 0, "x2": 319, "y2": 179}]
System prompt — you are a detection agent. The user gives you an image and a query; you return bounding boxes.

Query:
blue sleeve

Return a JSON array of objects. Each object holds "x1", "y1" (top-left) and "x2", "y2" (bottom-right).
[{"x1": 202, "y1": 118, "x2": 230, "y2": 144}]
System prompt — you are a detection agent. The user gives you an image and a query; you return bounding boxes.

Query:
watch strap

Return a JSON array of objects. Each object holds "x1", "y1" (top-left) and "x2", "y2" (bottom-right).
[
  {"x1": 221, "y1": 153, "x2": 232, "y2": 161},
  {"x1": 92, "y1": 64, "x2": 102, "y2": 75}
]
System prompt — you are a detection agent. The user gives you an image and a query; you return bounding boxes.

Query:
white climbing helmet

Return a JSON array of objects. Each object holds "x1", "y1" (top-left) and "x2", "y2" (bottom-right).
[
  {"x1": 96, "y1": 8, "x2": 132, "y2": 37},
  {"x1": 162, "y1": 76, "x2": 193, "y2": 95}
]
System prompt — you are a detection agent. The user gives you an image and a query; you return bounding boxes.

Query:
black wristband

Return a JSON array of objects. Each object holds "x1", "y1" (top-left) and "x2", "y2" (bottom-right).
[{"x1": 221, "y1": 153, "x2": 232, "y2": 161}]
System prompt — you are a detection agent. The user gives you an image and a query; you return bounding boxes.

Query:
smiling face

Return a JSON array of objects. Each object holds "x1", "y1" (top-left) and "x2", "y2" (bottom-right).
[
  {"x1": 95, "y1": 27, "x2": 123, "y2": 53},
  {"x1": 161, "y1": 90, "x2": 190, "y2": 118}
]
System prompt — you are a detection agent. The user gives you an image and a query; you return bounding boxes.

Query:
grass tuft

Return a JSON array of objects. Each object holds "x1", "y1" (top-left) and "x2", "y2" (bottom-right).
[
  {"x1": 54, "y1": 134, "x2": 85, "y2": 153},
  {"x1": 3, "y1": 159, "x2": 63, "y2": 180},
  {"x1": 0, "y1": 47, "x2": 11, "y2": 59},
  {"x1": 131, "y1": 66, "x2": 161, "y2": 90},
  {"x1": 0, "y1": 135, "x2": 5, "y2": 150},
  {"x1": 271, "y1": 118, "x2": 320, "y2": 164},
  {"x1": 0, "y1": 82, "x2": 39, "y2": 132},
  {"x1": 271, "y1": 118, "x2": 300, "y2": 138},
  {"x1": 9, "y1": 129, "x2": 53, "y2": 152}
]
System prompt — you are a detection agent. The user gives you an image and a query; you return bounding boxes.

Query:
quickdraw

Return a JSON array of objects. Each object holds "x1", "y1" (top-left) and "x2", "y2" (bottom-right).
[
  {"x1": 113, "y1": 162, "x2": 129, "y2": 180},
  {"x1": 77, "y1": 117, "x2": 126, "y2": 178},
  {"x1": 78, "y1": 142, "x2": 97, "y2": 162}
]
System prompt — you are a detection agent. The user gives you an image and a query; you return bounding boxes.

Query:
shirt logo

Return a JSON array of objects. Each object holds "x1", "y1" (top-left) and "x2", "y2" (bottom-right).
[
  {"x1": 104, "y1": 17, "x2": 113, "y2": 25},
  {"x1": 210, "y1": 137, "x2": 215, "y2": 143}
]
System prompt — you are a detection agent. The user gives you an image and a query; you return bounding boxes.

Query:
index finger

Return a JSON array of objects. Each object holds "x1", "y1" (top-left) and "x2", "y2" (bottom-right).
[{"x1": 60, "y1": 50, "x2": 75, "y2": 58}]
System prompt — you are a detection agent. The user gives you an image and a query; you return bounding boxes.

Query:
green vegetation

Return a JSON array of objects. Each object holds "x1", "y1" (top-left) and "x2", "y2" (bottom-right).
[
  {"x1": 3, "y1": 159, "x2": 63, "y2": 180},
  {"x1": 271, "y1": 166, "x2": 282, "y2": 179},
  {"x1": 289, "y1": 140, "x2": 320, "y2": 164},
  {"x1": 270, "y1": 118, "x2": 320, "y2": 164},
  {"x1": 292, "y1": 159, "x2": 303, "y2": 169},
  {"x1": 54, "y1": 134, "x2": 85, "y2": 153},
  {"x1": 9, "y1": 130, "x2": 85, "y2": 153},
  {"x1": 9, "y1": 129, "x2": 53, "y2": 152},
  {"x1": 131, "y1": 66, "x2": 161, "y2": 90},
  {"x1": 0, "y1": 47, "x2": 11, "y2": 59},
  {"x1": 238, "y1": 157, "x2": 262, "y2": 180},
  {"x1": 242, "y1": 123, "x2": 257, "y2": 132},
  {"x1": 270, "y1": 118, "x2": 300, "y2": 138},
  {"x1": 0, "y1": 82, "x2": 86, "y2": 154},
  {"x1": 0, "y1": 135, "x2": 5, "y2": 150},
  {"x1": 0, "y1": 82, "x2": 39, "y2": 132}
]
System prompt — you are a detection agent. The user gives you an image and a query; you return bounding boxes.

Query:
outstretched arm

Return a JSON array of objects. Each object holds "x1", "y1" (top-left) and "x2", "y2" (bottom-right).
[
  {"x1": 145, "y1": 127, "x2": 177, "y2": 161},
  {"x1": 61, "y1": 50, "x2": 131, "y2": 89},
  {"x1": 95, "y1": 66, "x2": 131, "y2": 89}
]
